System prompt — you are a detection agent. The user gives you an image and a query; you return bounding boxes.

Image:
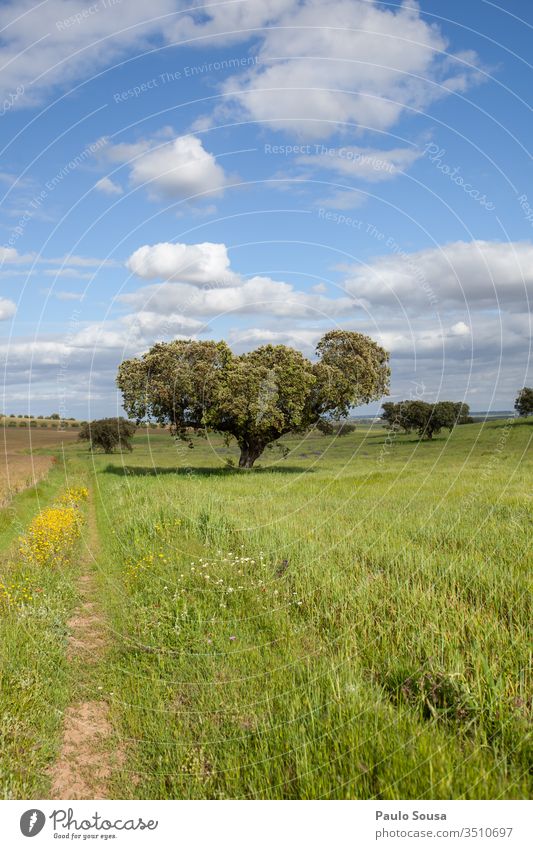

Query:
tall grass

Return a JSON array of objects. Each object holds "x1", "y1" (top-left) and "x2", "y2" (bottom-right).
[
  {"x1": 87, "y1": 420, "x2": 531, "y2": 799},
  {"x1": 0, "y1": 472, "x2": 88, "y2": 798}
]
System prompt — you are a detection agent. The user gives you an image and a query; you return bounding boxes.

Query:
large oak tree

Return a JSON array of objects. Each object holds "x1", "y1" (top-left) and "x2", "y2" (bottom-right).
[{"x1": 117, "y1": 330, "x2": 390, "y2": 467}]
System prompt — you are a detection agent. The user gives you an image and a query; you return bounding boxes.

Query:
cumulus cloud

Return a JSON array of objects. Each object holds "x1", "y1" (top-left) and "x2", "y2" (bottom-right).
[
  {"x1": 0, "y1": 0, "x2": 176, "y2": 105},
  {"x1": 342, "y1": 240, "x2": 533, "y2": 312},
  {"x1": 122, "y1": 275, "x2": 355, "y2": 319},
  {"x1": 0, "y1": 247, "x2": 34, "y2": 263},
  {"x1": 0, "y1": 0, "x2": 293, "y2": 110},
  {"x1": 208, "y1": 0, "x2": 482, "y2": 139},
  {"x1": 172, "y1": 0, "x2": 294, "y2": 42},
  {"x1": 1, "y1": 2, "x2": 482, "y2": 144},
  {"x1": 227, "y1": 326, "x2": 321, "y2": 354},
  {"x1": 126, "y1": 242, "x2": 240, "y2": 286},
  {"x1": 0, "y1": 298, "x2": 16, "y2": 320},
  {"x1": 95, "y1": 177, "x2": 123, "y2": 196},
  {"x1": 105, "y1": 134, "x2": 230, "y2": 201},
  {"x1": 119, "y1": 310, "x2": 204, "y2": 338},
  {"x1": 449, "y1": 321, "x2": 471, "y2": 336},
  {"x1": 124, "y1": 239, "x2": 355, "y2": 320}
]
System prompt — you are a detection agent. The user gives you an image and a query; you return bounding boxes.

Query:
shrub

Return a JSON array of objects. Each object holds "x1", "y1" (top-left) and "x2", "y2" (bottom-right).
[
  {"x1": 78, "y1": 417, "x2": 136, "y2": 454},
  {"x1": 316, "y1": 418, "x2": 356, "y2": 436}
]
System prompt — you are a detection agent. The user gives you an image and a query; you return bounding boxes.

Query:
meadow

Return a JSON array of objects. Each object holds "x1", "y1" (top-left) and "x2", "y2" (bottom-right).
[{"x1": 0, "y1": 419, "x2": 531, "y2": 799}]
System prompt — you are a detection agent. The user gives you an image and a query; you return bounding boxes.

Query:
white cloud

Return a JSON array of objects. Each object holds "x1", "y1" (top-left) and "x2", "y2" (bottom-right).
[
  {"x1": 342, "y1": 240, "x2": 533, "y2": 312},
  {"x1": 211, "y1": 0, "x2": 482, "y2": 139},
  {"x1": 0, "y1": 1, "x2": 481, "y2": 144},
  {"x1": 0, "y1": 247, "x2": 34, "y2": 263},
  {"x1": 172, "y1": 0, "x2": 294, "y2": 43},
  {"x1": 95, "y1": 177, "x2": 123, "y2": 196},
  {"x1": 450, "y1": 321, "x2": 471, "y2": 336},
  {"x1": 0, "y1": 247, "x2": 20, "y2": 263},
  {"x1": 374, "y1": 313, "x2": 529, "y2": 364},
  {"x1": 0, "y1": 298, "x2": 16, "y2": 320},
  {"x1": 0, "y1": 0, "x2": 176, "y2": 105},
  {"x1": 313, "y1": 188, "x2": 366, "y2": 210},
  {"x1": 126, "y1": 242, "x2": 240, "y2": 286},
  {"x1": 105, "y1": 134, "x2": 230, "y2": 201},
  {"x1": 228, "y1": 326, "x2": 321, "y2": 354},
  {"x1": 122, "y1": 275, "x2": 355, "y2": 319},
  {"x1": 297, "y1": 146, "x2": 422, "y2": 182},
  {"x1": 125, "y1": 240, "x2": 353, "y2": 317},
  {"x1": 119, "y1": 310, "x2": 204, "y2": 338}
]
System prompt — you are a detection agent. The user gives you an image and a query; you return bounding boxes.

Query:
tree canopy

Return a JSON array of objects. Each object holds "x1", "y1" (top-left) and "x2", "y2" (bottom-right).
[
  {"x1": 117, "y1": 331, "x2": 390, "y2": 467},
  {"x1": 78, "y1": 417, "x2": 136, "y2": 454},
  {"x1": 382, "y1": 400, "x2": 471, "y2": 439},
  {"x1": 514, "y1": 387, "x2": 533, "y2": 417}
]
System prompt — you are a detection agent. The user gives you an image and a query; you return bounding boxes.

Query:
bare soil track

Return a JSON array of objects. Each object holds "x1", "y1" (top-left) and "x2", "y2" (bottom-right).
[{"x1": 49, "y1": 498, "x2": 122, "y2": 800}]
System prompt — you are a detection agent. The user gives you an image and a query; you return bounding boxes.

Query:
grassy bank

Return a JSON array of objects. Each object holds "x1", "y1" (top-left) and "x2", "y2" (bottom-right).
[
  {"x1": 83, "y1": 419, "x2": 531, "y2": 798},
  {"x1": 0, "y1": 477, "x2": 89, "y2": 798}
]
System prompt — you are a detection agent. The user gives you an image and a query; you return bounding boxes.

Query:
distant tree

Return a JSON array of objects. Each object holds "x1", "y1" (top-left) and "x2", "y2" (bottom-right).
[
  {"x1": 514, "y1": 387, "x2": 533, "y2": 417},
  {"x1": 452, "y1": 402, "x2": 473, "y2": 424},
  {"x1": 329, "y1": 419, "x2": 357, "y2": 436},
  {"x1": 381, "y1": 401, "x2": 414, "y2": 433},
  {"x1": 315, "y1": 417, "x2": 356, "y2": 436},
  {"x1": 117, "y1": 331, "x2": 390, "y2": 468},
  {"x1": 382, "y1": 399, "x2": 468, "y2": 439},
  {"x1": 50, "y1": 413, "x2": 60, "y2": 420},
  {"x1": 400, "y1": 400, "x2": 433, "y2": 437},
  {"x1": 78, "y1": 417, "x2": 136, "y2": 454}
]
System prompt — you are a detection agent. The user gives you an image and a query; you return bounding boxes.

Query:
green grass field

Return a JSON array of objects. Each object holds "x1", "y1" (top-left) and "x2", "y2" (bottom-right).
[{"x1": 0, "y1": 419, "x2": 531, "y2": 799}]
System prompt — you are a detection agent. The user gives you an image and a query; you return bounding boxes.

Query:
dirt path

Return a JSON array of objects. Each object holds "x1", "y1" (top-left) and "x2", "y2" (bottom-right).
[{"x1": 49, "y1": 496, "x2": 122, "y2": 799}]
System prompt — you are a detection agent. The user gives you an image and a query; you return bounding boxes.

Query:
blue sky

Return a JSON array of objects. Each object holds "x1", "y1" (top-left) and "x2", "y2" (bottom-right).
[{"x1": 0, "y1": 0, "x2": 531, "y2": 418}]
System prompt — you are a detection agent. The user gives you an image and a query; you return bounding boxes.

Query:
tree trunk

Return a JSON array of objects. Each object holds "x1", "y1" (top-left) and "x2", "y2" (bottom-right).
[{"x1": 238, "y1": 445, "x2": 262, "y2": 468}]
